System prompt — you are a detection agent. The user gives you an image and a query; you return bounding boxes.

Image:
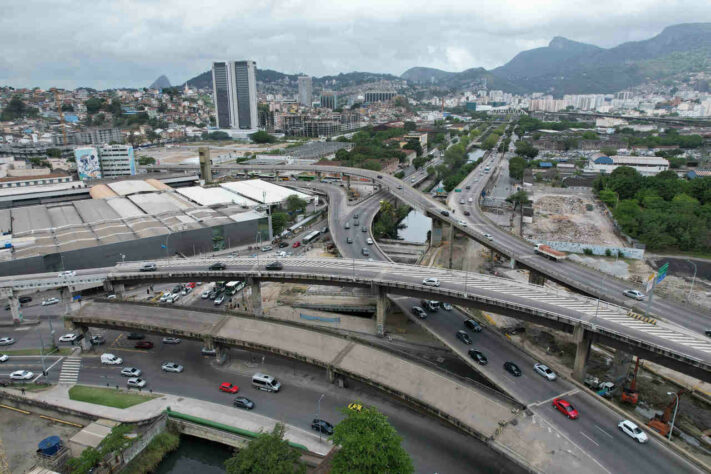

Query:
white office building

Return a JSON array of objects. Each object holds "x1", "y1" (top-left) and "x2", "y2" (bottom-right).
[
  {"x1": 97, "y1": 145, "x2": 136, "y2": 178},
  {"x1": 212, "y1": 60, "x2": 258, "y2": 131}
]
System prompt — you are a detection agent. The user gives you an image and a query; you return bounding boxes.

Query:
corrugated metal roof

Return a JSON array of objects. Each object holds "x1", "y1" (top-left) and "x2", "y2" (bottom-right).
[
  {"x1": 220, "y1": 179, "x2": 311, "y2": 205},
  {"x1": 107, "y1": 180, "x2": 157, "y2": 196},
  {"x1": 176, "y1": 186, "x2": 257, "y2": 207},
  {"x1": 89, "y1": 184, "x2": 119, "y2": 199},
  {"x1": 144, "y1": 178, "x2": 172, "y2": 191},
  {"x1": 610, "y1": 155, "x2": 669, "y2": 166},
  {"x1": 105, "y1": 197, "x2": 145, "y2": 218}
]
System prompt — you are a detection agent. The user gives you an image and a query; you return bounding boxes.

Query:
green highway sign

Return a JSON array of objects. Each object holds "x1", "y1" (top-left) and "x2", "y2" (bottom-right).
[
  {"x1": 656, "y1": 262, "x2": 669, "y2": 284},
  {"x1": 455, "y1": 189, "x2": 462, "y2": 192}
]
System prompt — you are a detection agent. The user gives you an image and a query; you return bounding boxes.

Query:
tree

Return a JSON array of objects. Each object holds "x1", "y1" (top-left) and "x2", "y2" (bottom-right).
[
  {"x1": 403, "y1": 138, "x2": 422, "y2": 157},
  {"x1": 514, "y1": 140, "x2": 539, "y2": 159},
  {"x1": 46, "y1": 148, "x2": 62, "y2": 158},
  {"x1": 250, "y1": 130, "x2": 277, "y2": 144},
  {"x1": 581, "y1": 131, "x2": 598, "y2": 140},
  {"x1": 600, "y1": 146, "x2": 617, "y2": 157},
  {"x1": 509, "y1": 156, "x2": 527, "y2": 180},
  {"x1": 285, "y1": 195, "x2": 307, "y2": 214},
  {"x1": 331, "y1": 405, "x2": 413, "y2": 474},
  {"x1": 506, "y1": 190, "x2": 530, "y2": 206},
  {"x1": 84, "y1": 98, "x2": 105, "y2": 115},
  {"x1": 271, "y1": 212, "x2": 288, "y2": 235},
  {"x1": 403, "y1": 121, "x2": 416, "y2": 132},
  {"x1": 225, "y1": 423, "x2": 305, "y2": 474},
  {"x1": 1, "y1": 96, "x2": 37, "y2": 121},
  {"x1": 138, "y1": 156, "x2": 155, "y2": 166}
]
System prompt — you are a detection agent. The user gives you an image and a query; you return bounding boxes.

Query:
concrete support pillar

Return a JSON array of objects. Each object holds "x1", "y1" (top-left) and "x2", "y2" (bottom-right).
[
  {"x1": 327, "y1": 366, "x2": 335, "y2": 383},
  {"x1": 113, "y1": 283, "x2": 125, "y2": 297},
  {"x1": 509, "y1": 257, "x2": 517, "y2": 269},
  {"x1": 103, "y1": 280, "x2": 113, "y2": 293},
  {"x1": 573, "y1": 324, "x2": 593, "y2": 382},
  {"x1": 345, "y1": 175, "x2": 351, "y2": 190},
  {"x1": 248, "y1": 278, "x2": 262, "y2": 316},
  {"x1": 77, "y1": 325, "x2": 92, "y2": 352},
  {"x1": 448, "y1": 223, "x2": 455, "y2": 269},
  {"x1": 8, "y1": 295, "x2": 21, "y2": 324},
  {"x1": 528, "y1": 269, "x2": 546, "y2": 286},
  {"x1": 610, "y1": 349, "x2": 634, "y2": 387},
  {"x1": 214, "y1": 342, "x2": 229, "y2": 366},
  {"x1": 430, "y1": 219, "x2": 443, "y2": 247},
  {"x1": 374, "y1": 285, "x2": 387, "y2": 337}
]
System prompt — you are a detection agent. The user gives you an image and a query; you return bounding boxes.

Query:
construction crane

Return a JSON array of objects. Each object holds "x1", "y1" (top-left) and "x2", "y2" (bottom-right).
[
  {"x1": 50, "y1": 88, "x2": 67, "y2": 145},
  {"x1": 621, "y1": 356, "x2": 640, "y2": 405},
  {"x1": 647, "y1": 388, "x2": 687, "y2": 437}
]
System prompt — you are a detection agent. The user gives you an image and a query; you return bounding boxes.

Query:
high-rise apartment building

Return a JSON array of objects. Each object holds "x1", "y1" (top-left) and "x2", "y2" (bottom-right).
[
  {"x1": 212, "y1": 60, "x2": 258, "y2": 130},
  {"x1": 298, "y1": 76, "x2": 313, "y2": 107},
  {"x1": 320, "y1": 91, "x2": 337, "y2": 110},
  {"x1": 364, "y1": 91, "x2": 396, "y2": 103}
]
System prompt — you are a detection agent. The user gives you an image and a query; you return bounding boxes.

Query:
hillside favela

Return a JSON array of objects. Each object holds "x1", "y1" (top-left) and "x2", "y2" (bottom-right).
[{"x1": 1, "y1": 2, "x2": 711, "y2": 473}]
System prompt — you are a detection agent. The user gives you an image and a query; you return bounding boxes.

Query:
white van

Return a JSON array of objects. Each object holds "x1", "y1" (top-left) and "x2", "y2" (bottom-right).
[
  {"x1": 252, "y1": 373, "x2": 281, "y2": 392},
  {"x1": 101, "y1": 353, "x2": 123, "y2": 365}
]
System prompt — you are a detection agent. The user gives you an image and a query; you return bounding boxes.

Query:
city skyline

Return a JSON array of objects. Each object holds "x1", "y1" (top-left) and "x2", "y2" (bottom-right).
[{"x1": 1, "y1": 1, "x2": 710, "y2": 89}]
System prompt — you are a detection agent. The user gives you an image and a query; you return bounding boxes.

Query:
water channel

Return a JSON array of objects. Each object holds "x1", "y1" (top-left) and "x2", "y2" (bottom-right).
[{"x1": 155, "y1": 435, "x2": 233, "y2": 473}]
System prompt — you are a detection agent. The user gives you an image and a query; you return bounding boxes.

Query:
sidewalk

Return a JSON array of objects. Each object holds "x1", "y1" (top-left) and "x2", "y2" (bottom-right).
[{"x1": 6, "y1": 384, "x2": 332, "y2": 456}]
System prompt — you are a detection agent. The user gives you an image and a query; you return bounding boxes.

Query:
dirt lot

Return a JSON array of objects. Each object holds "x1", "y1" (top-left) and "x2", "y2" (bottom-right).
[
  {"x1": 525, "y1": 193, "x2": 626, "y2": 247},
  {"x1": 141, "y1": 143, "x2": 289, "y2": 165}
]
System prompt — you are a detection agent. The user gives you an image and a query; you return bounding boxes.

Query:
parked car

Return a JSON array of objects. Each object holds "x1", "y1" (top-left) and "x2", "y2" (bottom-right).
[
  {"x1": 618, "y1": 419, "x2": 648, "y2": 443},
  {"x1": 140, "y1": 263, "x2": 157, "y2": 272},
  {"x1": 623, "y1": 289, "x2": 645, "y2": 301},
  {"x1": 127, "y1": 332, "x2": 145, "y2": 340},
  {"x1": 209, "y1": 262, "x2": 226, "y2": 270},
  {"x1": 278, "y1": 242, "x2": 289, "y2": 248},
  {"x1": 422, "y1": 277, "x2": 440, "y2": 287},
  {"x1": 160, "y1": 292, "x2": 171, "y2": 302},
  {"x1": 311, "y1": 419, "x2": 334, "y2": 435},
  {"x1": 127, "y1": 378, "x2": 146, "y2": 388},
  {"x1": 464, "y1": 320, "x2": 483, "y2": 334},
  {"x1": 411, "y1": 306, "x2": 428, "y2": 319},
  {"x1": 10, "y1": 370, "x2": 33, "y2": 380},
  {"x1": 0, "y1": 337, "x2": 15, "y2": 346},
  {"x1": 552, "y1": 398, "x2": 578, "y2": 419},
  {"x1": 456, "y1": 330, "x2": 472, "y2": 345},
  {"x1": 233, "y1": 397, "x2": 255, "y2": 410},
  {"x1": 219, "y1": 382, "x2": 239, "y2": 394},
  {"x1": 42, "y1": 297, "x2": 60, "y2": 306},
  {"x1": 468, "y1": 349, "x2": 488, "y2": 365},
  {"x1": 135, "y1": 341, "x2": 154, "y2": 350},
  {"x1": 266, "y1": 261, "x2": 283, "y2": 271},
  {"x1": 214, "y1": 295, "x2": 225, "y2": 305},
  {"x1": 121, "y1": 367, "x2": 142, "y2": 377},
  {"x1": 201, "y1": 290, "x2": 211, "y2": 299},
  {"x1": 504, "y1": 361, "x2": 522, "y2": 376},
  {"x1": 161, "y1": 362, "x2": 184, "y2": 373},
  {"x1": 208, "y1": 290, "x2": 217, "y2": 300},
  {"x1": 534, "y1": 363, "x2": 557, "y2": 381},
  {"x1": 162, "y1": 337, "x2": 181, "y2": 344}
]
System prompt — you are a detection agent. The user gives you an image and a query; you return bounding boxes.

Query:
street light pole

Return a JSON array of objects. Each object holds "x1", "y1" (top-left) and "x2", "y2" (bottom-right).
[
  {"x1": 667, "y1": 391, "x2": 679, "y2": 441},
  {"x1": 686, "y1": 259, "x2": 697, "y2": 303}
]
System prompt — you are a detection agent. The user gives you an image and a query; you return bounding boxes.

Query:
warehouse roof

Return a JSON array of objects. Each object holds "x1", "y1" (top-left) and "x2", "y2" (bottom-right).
[
  {"x1": 176, "y1": 186, "x2": 258, "y2": 207},
  {"x1": 106, "y1": 198, "x2": 145, "y2": 219},
  {"x1": 107, "y1": 180, "x2": 157, "y2": 196},
  {"x1": 128, "y1": 193, "x2": 191, "y2": 215},
  {"x1": 89, "y1": 184, "x2": 119, "y2": 199},
  {"x1": 220, "y1": 179, "x2": 311, "y2": 205}
]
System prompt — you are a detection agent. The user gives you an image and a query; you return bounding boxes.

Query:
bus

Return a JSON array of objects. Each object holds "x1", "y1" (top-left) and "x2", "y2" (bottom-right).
[
  {"x1": 225, "y1": 280, "x2": 245, "y2": 295},
  {"x1": 302, "y1": 230, "x2": 321, "y2": 245}
]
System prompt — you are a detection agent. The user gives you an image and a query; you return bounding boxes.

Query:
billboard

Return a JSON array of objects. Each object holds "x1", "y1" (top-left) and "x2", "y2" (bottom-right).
[
  {"x1": 74, "y1": 147, "x2": 101, "y2": 180},
  {"x1": 127, "y1": 145, "x2": 136, "y2": 175}
]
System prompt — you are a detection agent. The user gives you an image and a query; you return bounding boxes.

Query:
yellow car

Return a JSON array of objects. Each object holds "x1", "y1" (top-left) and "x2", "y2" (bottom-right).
[{"x1": 348, "y1": 403, "x2": 363, "y2": 412}]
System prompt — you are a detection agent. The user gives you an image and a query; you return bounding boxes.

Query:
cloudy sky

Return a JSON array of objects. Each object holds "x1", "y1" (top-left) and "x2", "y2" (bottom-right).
[{"x1": 1, "y1": 0, "x2": 710, "y2": 89}]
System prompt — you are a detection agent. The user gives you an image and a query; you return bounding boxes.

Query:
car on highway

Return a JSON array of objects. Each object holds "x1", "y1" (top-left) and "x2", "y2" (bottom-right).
[
  {"x1": 0, "y1": 354, "x2": 8, "y2": 363},
  {"x1": 58, "y1": 333, "x2": 79, "y2": 343},
  {"x1": 422, "y1": 277, "x2": 440, "y2": 287},
  {"x1": 353, "y1": 213, "x2": 359, "y2": 219},
  {"x1": 465, "y1": 185, "x2": 471, "y2": 190},
  {"x1": 377, "y1": 175, "x2": 383, "y2": 179},
  {"x1": 219, "y1": 382, "x2": 239, "y2": 394},
  {"x1": 127, "y1": 332, "x2": 145, "y2": 340},
  {"x1": 214, "y1": 295, "x2": 225, "y2": 305},
  {"x1": 57, "y1": 270, "x2": 76, "y2": 278},
  {"x1": 411, "y1": 306, "x2": 428, "y2": 319},
  {"x1": 397, "y1": 185, "x2": 403, "y2": 190},
  {"x1": 209, "y1": 262, "x2": 226, "y2": 270},
  {"x1": 161, "y1": 362, "x2": 184, "y2": 373},
  {"x1": 201, "y1": 290, "x2": 210, "y2": 299},
  {"x1": 552, "y1": 398, "x2": 578, "y2": 419},
  {"x1": 534, "y1": 363, "x2": 557, "y2": 381},
  {"x1": 135, "y1": 341, "x2": 154, "y2": 350},
  {"x1": 311, "y1": 419, "x2": 334, "y2": 435},
  {"x1": 266, "y1": 261, "x2": 283, "y2": 271},
  {"x1": 482, "y1": 233, "x2": 494, "y2": 241},
  {"x1": 121, "y1": 367, "x2": 142, "y2": 377},
  {"x1": 201, "y1": 347, "x2": 217, "y2": 356},
  {"x1": 346, "y1": 237, "x2": 353, "y2": 244},
  {"x1": 504, "y1": 361, "x2": 522, "y2": 376},
  {"x1": 233, "y1": 397, "x2": 255, "y2": 410},
  {"x1": 140, "y1": 263, "x2": 157, "y2": 272},
  {"x1": 456, "y1": 330, "x2": 472, "y2": 345},
  {"x1": 18, "y1": 296, "x2": 32, "y2": 304},
  {"x1": 10, "y1": 370, "x2": 33, "y2": 380},
  {"x1": 127, "y1": 377, "x2": 146, "y2": 388},
  {"x1": 459, "y1": 198, "x2": 465, "y2": 204},
  {"x1": 278, "y1": 242, "x2": 289, "y2": 248},
  {"x1": 361, "y1": 226, "x2": 367, "y2": 232},
  {"x1": 440, "y1": 210, "x2": 449, "y2": 217},
  {"x1": 261, "y1": 245, "x2": 273, "y2": 252},
  {"x1": 101, "y1": 353, "x2": 122, "y2": 365},
  {"x1": 361, "y1": 248, "x2": 370, "y2": 256},
  {"x1": 441, "y1": 302, "x2": 452, "y2": 311},
  {"x1": 468, "y1": 349, "x2": 488, "y2": 365},
  {"x1": 421, "y1": 300, "x2": 438, "y2": 312},
  {"x1": 464, "y1": 319, "x2": 482, "y2": 332},
  {"x1": 90, "y1": 335, "x2": 105, "y2": 345},
  {"x1": 162, "y1": 337, "x2": 181, "y2": 344},
  {"x1": 463, "y1": 210, "x2": 470, "y2": 216},
  {"x1": 623, "y1": 289, "x2": 645, "y2": 301},
  {"x1": 42, "y1": 297, "x2": 60, "y2": 306},
  {"x1": 354, "y1": 220, "x2": 359, "y2": 227},
  {"x1": 366, "y1": 238, "x2": 373, "y2": 245},
  {"x1": 344, "y1": 223, "x2": 350, "y2": 229},
  {"x1": 457, "y1": 219, "x2": 467, "y2": 227},
  {"x1": 618, "y1": 419, "x2": 648, "y2": 443},
  {"x1": 0, "y1": 337, "x2": 16, "y2": 346}
]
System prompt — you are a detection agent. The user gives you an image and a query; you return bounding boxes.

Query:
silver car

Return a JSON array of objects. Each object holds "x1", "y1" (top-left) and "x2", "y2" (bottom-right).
[
  {"x1": 0, "y1": 337, "x2": 15, "y2": 346},
  {"x1": 533, "y1": 363, "x2": 557, "y2": 381},
  {"x1": 127, "y1": 377, "x2": 146, "y2": 388},
  {"x1": 161, "y1": 362, "x2": 183, "y2": 373},
  {"x1": 121, "y1": 367, "x2": 142, "y2": 377},
  {"x1": 623, "y1": 289, "x2": 645, "y2": 301}
]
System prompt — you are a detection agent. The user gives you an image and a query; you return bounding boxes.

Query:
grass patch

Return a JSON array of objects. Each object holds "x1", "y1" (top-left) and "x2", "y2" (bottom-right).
[
  {"x1": 123, "y1": 430, "x2": 180, "y2": 474},
  {"x1": 1, "y1": 347, "x2": 73, "y2": 356},
  {"x1": 69, "y1": 385, "x2": 157, "y2": 409}
]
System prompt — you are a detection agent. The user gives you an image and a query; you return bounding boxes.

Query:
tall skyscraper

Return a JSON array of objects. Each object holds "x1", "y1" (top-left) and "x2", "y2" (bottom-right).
[
  {"x1": 212, "y1": 60, "x2": 258, "y2": 130},
  {"x1": 298, "y1": 75, "x2": 312, "y2": 107},
  {"x1": 320, "y1": 91, "x2": 337, "y2": 110}
]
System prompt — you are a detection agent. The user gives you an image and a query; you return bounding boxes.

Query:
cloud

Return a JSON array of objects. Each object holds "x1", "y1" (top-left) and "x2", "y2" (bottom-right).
[{"x1": 1, "y1": 0, "x2": 709, "y2": 89}]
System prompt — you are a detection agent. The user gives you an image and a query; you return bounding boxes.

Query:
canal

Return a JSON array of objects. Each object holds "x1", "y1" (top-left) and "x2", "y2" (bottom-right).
[
  {"x1": 155, "y1": 435, "x2": 233, "y2": 473},
  {"x1": 397, "y1": 209, "x2": 431, "y2": 243}
]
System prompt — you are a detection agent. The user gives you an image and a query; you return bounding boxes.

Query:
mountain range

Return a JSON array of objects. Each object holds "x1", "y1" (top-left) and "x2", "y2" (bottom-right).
[{"x1": 179, "y1": 23, "x2": 711, "y2": 96}]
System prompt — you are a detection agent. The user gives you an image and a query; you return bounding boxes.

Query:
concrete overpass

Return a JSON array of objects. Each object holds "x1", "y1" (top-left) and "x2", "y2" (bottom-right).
[{"x1": 3, "y1": 257, "x2": 711, "y2": 383}]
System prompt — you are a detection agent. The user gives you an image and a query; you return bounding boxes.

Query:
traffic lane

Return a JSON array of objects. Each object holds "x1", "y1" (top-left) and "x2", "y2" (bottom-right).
[
  {"x1": 1, "y1": 317, "x2": 64, "y2": 350},
  {"x1": 536, "y1": 391, "x2": 703, "y2": 474},
  {"x1": 79, "y1": 338, "x2": 521, "y2": 474},
  {"x1": 0, "y1": 355, "x2": 62, "y2": 381}
]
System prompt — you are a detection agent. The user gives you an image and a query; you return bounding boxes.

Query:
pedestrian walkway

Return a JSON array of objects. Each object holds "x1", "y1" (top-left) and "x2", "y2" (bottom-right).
[{"x1": 58, "y1": 357, "x2": 81, "y2": 384}]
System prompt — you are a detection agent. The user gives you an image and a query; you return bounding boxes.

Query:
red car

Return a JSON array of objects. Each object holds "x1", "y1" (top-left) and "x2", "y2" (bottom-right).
[
  {"x1": 552, "y1": 398, "x2": 579, "y2": 419},
  {"x1": 186, "y1": 282, "x2": 196, "y2": 289},
  {"x1": 134, "y1": 341, "x2": 154, "y2": 350},
  {"x1": 292, "y1": 241, "x2": 301, "y2": 248},
  {"x1": 219, "y1": 382, "x2": 239, "y2": 394}
]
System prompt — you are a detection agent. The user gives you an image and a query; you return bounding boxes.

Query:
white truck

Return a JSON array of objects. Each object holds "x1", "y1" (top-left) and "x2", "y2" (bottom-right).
[{"x1": 534, "y1": 244, "x2": 567, "y2": 262}]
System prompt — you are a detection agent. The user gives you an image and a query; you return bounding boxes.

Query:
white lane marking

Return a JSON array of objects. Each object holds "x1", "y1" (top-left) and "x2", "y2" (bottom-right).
[
  {"x1": 580, "y1": 431, "x2": 600, "y2": 447},
  {"x1": 595, "y1": 425, "x2": 613, "y2": 439}
]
